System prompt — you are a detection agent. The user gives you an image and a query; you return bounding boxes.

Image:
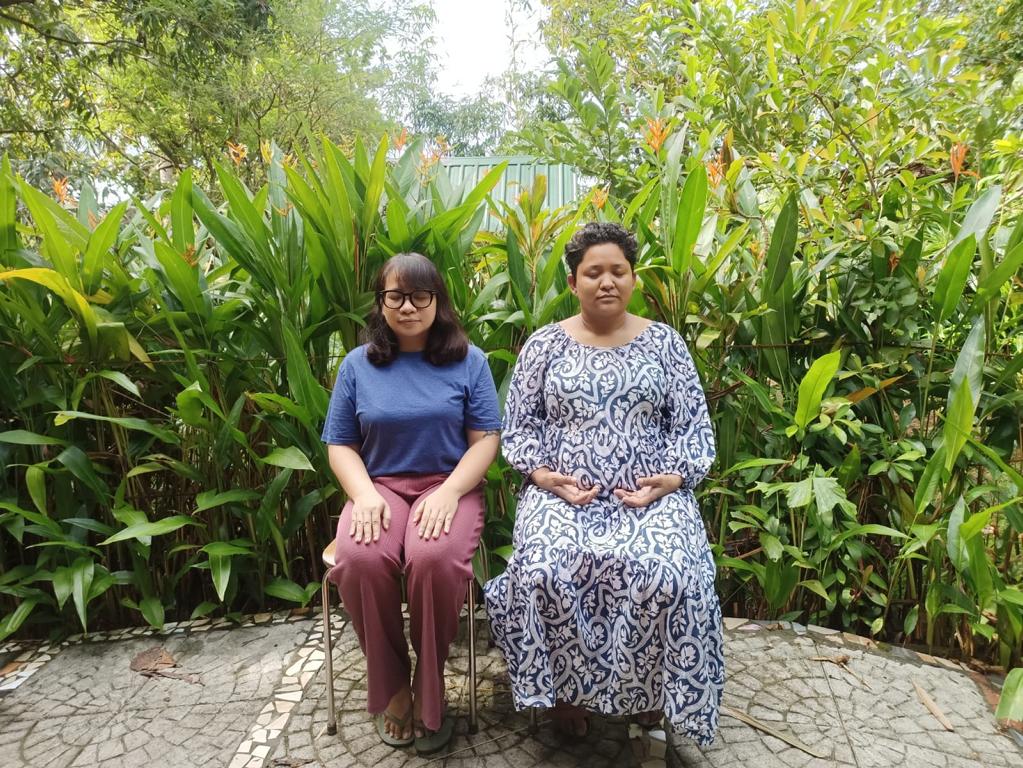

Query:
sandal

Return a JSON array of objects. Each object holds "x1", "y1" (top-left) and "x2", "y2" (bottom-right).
[
  {"x1": 413, "y1": 711, "x2": 455, "y2": 756},
  {"x1": 634, "y1": 710, "x2": 663, "y2": 730},
  {"x1": 375, "y1": 708, "x2": 414, "y2": 748},
  {"x1": 550, "y1": 702, "x2": 590, "y2": 739}
]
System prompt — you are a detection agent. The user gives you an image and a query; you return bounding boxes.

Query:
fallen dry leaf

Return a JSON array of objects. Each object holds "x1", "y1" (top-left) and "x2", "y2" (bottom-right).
[
  {"x1": 811, "y1": 654, "x2": 873, "y2": 691},
  {"x1": 913, "y1": 680, "x2": 954, "y2": 731},
  {"x1": 721, "y1": 705, "x2": 828, "y2": 758},
  {"x1": 130, "y1": 647, "x2": 202, "y2": 685}
]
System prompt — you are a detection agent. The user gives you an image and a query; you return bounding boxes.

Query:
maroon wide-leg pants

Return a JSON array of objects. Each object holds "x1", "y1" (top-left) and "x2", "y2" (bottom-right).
[{"x1": 328, "y1": 473, "x2": 484, "y2": 731}]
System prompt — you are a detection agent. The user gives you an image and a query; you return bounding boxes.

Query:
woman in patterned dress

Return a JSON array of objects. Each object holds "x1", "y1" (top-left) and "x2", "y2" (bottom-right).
[{"x1": 484, "y1": 222, "x2": 723, "y2": 743}]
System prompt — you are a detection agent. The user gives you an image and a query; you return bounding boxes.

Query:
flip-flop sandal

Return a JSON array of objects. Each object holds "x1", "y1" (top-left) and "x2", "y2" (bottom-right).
[
  {"x1": 413, "y1": 712, "x2": 455, "y2": 756},
  {"x1": 552, "y1": 713, "x2": 590, "y2": 739},
  {"x1": 634, "y1": 711, "x2": 663, "y2": 730},
  {"x1": 375, "y1": 709, "x2": 414, "y2": 747}
]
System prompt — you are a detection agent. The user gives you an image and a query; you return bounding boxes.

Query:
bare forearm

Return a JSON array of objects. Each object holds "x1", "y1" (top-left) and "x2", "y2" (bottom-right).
[
  {"x1": 441, "y1": 433, "x2": 499, "y2": 497},
  {"x1": 326, "y1": 443, "x2": 376, "y2": 500}
]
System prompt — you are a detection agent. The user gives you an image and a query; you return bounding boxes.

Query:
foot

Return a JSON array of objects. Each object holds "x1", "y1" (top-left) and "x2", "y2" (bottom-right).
[
  {"x1": 411, "y1": 698, "x2": 447, "y2": 739},
  {"x1": 551, "y1": 700, "x2": 589, "y2": 738},
  {"x1": 635, "y1": 710, "x2": 662, "y2": 728},
  {"x1": 383, "y1": 687, "x2": 413, "y2": 742}
]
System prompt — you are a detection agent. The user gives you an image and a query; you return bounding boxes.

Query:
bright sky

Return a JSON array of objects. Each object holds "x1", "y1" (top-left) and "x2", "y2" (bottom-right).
[{"x1": 429, "y1": 0, "x2": 547, "y2": 98}]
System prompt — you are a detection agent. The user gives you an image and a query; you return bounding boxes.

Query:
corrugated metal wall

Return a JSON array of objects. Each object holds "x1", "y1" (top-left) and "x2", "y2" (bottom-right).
[{"x1": 440, "y1": 156, "x2": 579, "y2": 232}]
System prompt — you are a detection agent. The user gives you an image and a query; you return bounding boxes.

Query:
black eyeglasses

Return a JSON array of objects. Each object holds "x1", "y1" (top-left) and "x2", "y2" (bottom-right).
[{"x1": 377, "y1": 289, "x2": 437, "y2": 309}]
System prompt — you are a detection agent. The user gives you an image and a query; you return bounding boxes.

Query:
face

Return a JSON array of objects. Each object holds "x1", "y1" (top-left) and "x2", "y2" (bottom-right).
[
  {"x1": 568, "y1": 242, "x2": 636, "y2": 318},
  {"x1": 380, "y1": 273, "x2": 437, "y2": 348}
]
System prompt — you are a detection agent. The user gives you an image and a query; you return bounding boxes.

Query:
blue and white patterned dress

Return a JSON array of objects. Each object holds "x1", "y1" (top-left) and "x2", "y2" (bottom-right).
[{"x1": 484, "y1": 321, "x2": 723, "y2": 745}]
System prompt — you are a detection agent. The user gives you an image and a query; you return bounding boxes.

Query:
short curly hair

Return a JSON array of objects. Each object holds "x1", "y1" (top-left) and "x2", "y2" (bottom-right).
[{"x1": 563, "y1": 222, "x2": 638, "y2": 277}]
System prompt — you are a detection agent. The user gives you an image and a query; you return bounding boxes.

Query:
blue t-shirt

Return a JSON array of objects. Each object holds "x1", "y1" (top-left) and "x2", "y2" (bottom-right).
[{"x1": 321, "y1": 344, "x2": 502, "y2": 477}]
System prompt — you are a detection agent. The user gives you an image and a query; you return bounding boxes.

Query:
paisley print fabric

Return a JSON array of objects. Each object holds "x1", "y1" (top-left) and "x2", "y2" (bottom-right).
[{"x1": 484, "y1": 321, "x2": 723, "y2": 745}]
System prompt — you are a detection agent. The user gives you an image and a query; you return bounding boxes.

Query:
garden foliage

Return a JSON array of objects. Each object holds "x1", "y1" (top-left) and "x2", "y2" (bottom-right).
[{"x1": 0, "y1": 0, "x2": 1021, "y2": 696}]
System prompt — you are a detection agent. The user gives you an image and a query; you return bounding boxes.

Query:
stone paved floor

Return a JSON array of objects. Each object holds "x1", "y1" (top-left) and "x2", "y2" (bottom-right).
[{"x1": 0, "y1": 611, "x2": 1020, "y2": 768}]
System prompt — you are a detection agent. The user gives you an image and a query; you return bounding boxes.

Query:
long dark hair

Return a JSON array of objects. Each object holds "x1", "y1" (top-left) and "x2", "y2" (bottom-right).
[{"x1": 363, "y1": 252, "x2": 469, "y2": 366}]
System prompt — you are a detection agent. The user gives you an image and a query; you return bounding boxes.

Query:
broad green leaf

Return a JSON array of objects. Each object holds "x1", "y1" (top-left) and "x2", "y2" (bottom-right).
[
  {"x1": 672, "y1": 165, "x2": 708, "y2": 274},
  {"x1": 190, "y1": 601, "x2": 218, "y2": 620},
  {"x1": 265, "y1": 577, "x2": 315, "y2": 606},
  {"x1": 17, "y1": 180, "x2": 85, "y2": 282},
  {"x1": 171, "y1": 169, "x2": 195, "y2": 252},
  {"x1": 154, "y1": 240, "x2": 207, "y2": 319},
  {"x1": 951, "y1": 185, "x2": 1000, "y2": 247},
  {"x1": 786, "y1": 478, "x2": 813, "y2": 508},
  {"x1": 140, "y1": 597, "x2": 164, "y2": 629},
  {"x1": 904, "y1": 604, "x2": 919, "y2": 636},
  {"x1": 53, "y1": 411, "x2": 179, "y2": 444},
  {"x1": 201, "y1": 541, "x2": 253, "y2": 557},
  {"x1": 759, "y1": 532, "x2": 783, "y2": 561},
  {"x1": 932, "y1": 234, "x2": 976, "y2": 322},
  {"x1": 0, "y1": 268, "x2": 99, "y2": 348},
  {"x1": 764, "y1": 191, "x2": 798, "y2": 298},
  {"x1": 210, "y1": 554, "x2": 231, "y2": 602},
  {"x1": 720, "y1": 457, "x2": 788, "y2": 478},
  {"x1": 998, "y1": 588, "x2": 1023, "y2": 607},
  {"x1": 811, "y1": 475, "x2": 853, "y2": 527},
  {"x1": 195, "y1": 489, "x2": 261, "y2": 512},
  {"x1": 915, "y1": 446, "x2": 946, "y2": 513},
  {"x1": 283, "y1": 320, "x2": 328, "y2": 417},
  {"x1": 946, "y1": 496, "x2": 967, "y2": 572},
  {"x1": 260, "y1": 446, "x2": 313, "y2": 471},
  {"x1": 949, "y1": 316, "x2": 986, "y2": 403},
  {"x1": 794, "y1": 351, "x2": 841, "y2": 429},
  {"x1": 0, "y1": 599, "x2": 38, "y2": 643},
  {"x1": 970, "y1": 240, "x2": 1023, "y2": 314},
  {"x1": 82, "y1": 202, "x2": 127, "y2": 294},
  {"x1": 943, "y1": 378, "x2": 975, "y2": 472},
  {"x1": 25, "y1": 465, "x2": 46, "y2": 515},
  {"x1": 960, "y1": 498, "x2": 1022, "y2": 541},
  {"x1": 799, "y1": 579, "x2": 831, "y2": 602},
  {"x1": 71, "y1": 557, "x2": 94, "y2": 632},
  {"x1": 0, "y1": 430, "x2": 68, "y2": 446},
  {"x1": 100, "y1": 516, "x2": 201, "y2": 545},
  {"x1": 52, "y1": 567, "x2": 73, "y2": 610},
  {"x1": 996, "y1": 668, "x2": 1023, "y2": 721},
  {"x1": 0, "y1": 155, "x2": 18, "y2": 255},
  {"x1": 56, "y1": 446, "x2": 108, "y2": 500}
]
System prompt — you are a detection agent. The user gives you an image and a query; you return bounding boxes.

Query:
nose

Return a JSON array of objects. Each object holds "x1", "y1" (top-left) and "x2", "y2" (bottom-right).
[{"x1": 398, "y1": 297, "x2": 416, "y2": 312}]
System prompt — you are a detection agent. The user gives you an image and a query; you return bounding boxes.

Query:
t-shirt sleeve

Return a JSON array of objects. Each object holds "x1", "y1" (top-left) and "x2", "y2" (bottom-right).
[
  {"x1": 464, "y1": 349, "x2": 502, "y2": 431},
  {"x1": 321, "y1": 355, "x2": 362, "y2": 445}
]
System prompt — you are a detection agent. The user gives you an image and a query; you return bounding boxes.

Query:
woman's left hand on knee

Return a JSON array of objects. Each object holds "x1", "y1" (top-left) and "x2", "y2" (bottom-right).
[
  {"x1": 614, "y1": 473, "x2": 683, "y2": 508},
  {"x1": 412, "y1": 486, "x2": 461, "y2": 539}
]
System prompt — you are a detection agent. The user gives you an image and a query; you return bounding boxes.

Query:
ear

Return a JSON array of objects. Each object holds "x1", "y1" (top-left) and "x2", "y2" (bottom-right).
[{"x1": 567, "y1": 272, "x2": 577, "y2": 294}]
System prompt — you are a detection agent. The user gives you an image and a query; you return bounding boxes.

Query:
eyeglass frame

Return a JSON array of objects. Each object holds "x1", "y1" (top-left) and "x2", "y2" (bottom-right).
[{"x1": 376, "y1": 289, "x2": 437, "y2": 309}]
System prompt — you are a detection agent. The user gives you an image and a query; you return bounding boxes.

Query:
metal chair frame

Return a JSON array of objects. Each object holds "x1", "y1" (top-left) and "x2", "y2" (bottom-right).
[{"x1": 321, "y1": 540, "x2": 479, "y2": 737}]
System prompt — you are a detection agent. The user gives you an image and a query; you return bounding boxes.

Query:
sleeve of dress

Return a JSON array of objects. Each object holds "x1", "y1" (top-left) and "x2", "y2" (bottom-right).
[
  {"x1": 501, "y1": 330, "x2": 552, "y2": 479},
  {"x1": 662, "y1": 328, "x2": 716, "y2": 489}
]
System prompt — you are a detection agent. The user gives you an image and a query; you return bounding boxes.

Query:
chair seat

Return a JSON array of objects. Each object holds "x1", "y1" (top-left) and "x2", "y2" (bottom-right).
[{"x1": 322, "y1": 538, "x2": 336, "y2": 569}]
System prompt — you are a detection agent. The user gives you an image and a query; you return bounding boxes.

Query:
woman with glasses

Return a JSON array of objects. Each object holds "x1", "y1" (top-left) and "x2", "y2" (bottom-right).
[{"x1": 322, "y1": 252, "x2": 501, "y2": 754}]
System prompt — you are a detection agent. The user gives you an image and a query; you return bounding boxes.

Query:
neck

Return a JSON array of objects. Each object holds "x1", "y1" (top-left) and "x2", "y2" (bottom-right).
[
  {"x1": 579, "y1": 310, "x2": 628, "y2": 336},
  {"x1": 397, "y1": 336, "x2": 427, "y2": 352}
]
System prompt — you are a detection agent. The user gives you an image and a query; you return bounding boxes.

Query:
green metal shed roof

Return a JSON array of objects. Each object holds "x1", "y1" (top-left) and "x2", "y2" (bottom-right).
[{"x1": 440, "y1": 155, "x2": 580, "y2": 232}]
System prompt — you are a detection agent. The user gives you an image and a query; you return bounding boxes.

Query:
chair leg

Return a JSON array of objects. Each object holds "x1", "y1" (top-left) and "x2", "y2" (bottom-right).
[
  {"x1": 528, "y1": 707, "x2": 538, "y2": 734},
  {"x1": 322, "y1": 572, "x2": 337, "y2": 736},
  {"x1": 467, "y1": 579, "x2": 478, "y2": 735}
]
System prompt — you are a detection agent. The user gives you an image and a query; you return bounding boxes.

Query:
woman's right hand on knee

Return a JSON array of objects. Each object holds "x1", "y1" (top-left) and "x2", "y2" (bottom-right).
[{"x1": 348, "y1": 492, "x2": 391, "y2": 544}]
